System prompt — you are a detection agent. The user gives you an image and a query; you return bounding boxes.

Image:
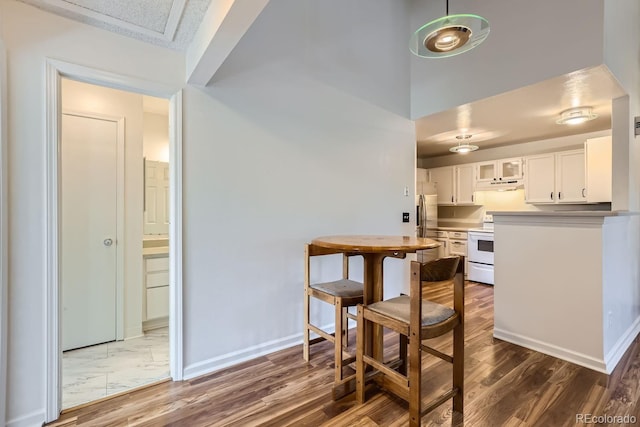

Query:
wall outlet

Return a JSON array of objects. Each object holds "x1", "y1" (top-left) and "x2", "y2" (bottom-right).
[{"x1": 402, "y1": 212, "x2": 410, "y2": 223}]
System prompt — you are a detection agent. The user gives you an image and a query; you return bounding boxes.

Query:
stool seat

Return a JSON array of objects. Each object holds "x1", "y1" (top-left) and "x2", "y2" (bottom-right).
[
  {"x1": 311, "y1": 279, "x2": 364, "y2": 299},
  {"x1": 367, "y1": 296, "x2": 456, "y2": 327}
]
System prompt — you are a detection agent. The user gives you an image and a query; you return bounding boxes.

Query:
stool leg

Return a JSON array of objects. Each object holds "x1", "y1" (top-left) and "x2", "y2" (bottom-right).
[
  {"x1": 452, "y1": 322, "x2": 464, "y2": 413},
  {"x1": 303, "y1": 288, "x2": 310, "y2": 362},
  {"x1": 335, "y1": 298, "x2": 344, "y2": 383},
  {"x1": 399, "y1": 334, "x2": 408, "y2": 375},
  {"x1": 355, "y1": 304, "x2": 366, "y2": 404},
  {"x1": 342, "y1": 307, "x2": 349, "y2": 348}
]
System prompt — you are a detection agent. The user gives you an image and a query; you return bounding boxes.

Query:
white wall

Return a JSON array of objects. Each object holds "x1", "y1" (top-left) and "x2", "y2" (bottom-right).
[
  {"x1": 0, "y1": 1, "x2": 184, "y2": 425},
  {"x1": 601, "y1": 0, "x2": 640, "y2": 367},
  {"x1": 494, "y1": 215, "x2": 606, "y2": 371},
  {"x1": 181, "y1": 0, "x2": 415, "y2": 376},
  {"x1": 143, "y1": 112, "x2": 169, "y2": 162},
  {"x1": 62, "y1": 78, "x2": 145, "y2": 340},
  {"x1": 409, "y1": 0, "x2": 604, "y2": 120}
]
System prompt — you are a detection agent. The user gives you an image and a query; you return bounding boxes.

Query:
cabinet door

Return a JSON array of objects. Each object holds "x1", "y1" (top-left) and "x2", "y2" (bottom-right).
[
  {"x1": 525, "y1": 154, "x2": 555, "y2": 203},
  {"x1": 556, "y1": 150, "x2": 585, "y2": 203},
  {"x1": 585, "y1": 136, "x2": 612, "y2": 203},
  {"x1": 429, "y1": 166, "x2": 455, "y2": 205},
  {"x1": 499, "y1": 158, "x2": 523, "y2": 180},
  {"x1": 455, "y1": 164, "x2": 476, "y2": 205},
  {"x1": 476, "y1": 161, "x2": 496, "y2": 183}
]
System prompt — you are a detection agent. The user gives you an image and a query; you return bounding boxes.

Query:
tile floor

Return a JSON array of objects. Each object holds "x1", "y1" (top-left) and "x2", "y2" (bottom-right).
[{"x1": 62, "y1": 327, "x2": 170, "y2": 409}]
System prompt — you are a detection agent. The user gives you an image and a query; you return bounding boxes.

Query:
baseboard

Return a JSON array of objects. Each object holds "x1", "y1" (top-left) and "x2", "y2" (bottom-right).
[
  {"x1": 6, "y1": 409, "x2": 45, "y2": 427},
  {"x1": 493, "y1": 328, "x2": 607, "y2": 373},
  {"x1": 183, "y1": 322, "x2": 335, "y2": 380},
  {"x1": 183, "y1": 332, "x2": 302, "y2": 380},
  {"x1": 125, "y1": 326, "x2": 143, "y2": 340},
  {"x1": 604, "y1": 316, "x2": 640, "y2": 374},
  {"x1": 143, "y1": 316, "x2": 168, "y2": 332}
]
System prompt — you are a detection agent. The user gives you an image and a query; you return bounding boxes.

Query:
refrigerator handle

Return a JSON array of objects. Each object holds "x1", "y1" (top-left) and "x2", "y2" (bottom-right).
[{"x1": 416, "y1": 204, "x2": 420, "y2": 227}]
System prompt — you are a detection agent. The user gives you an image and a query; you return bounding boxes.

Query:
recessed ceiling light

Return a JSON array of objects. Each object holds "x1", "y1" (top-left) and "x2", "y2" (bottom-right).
[
  {"x1": 556, "y1": 107, "x2": 598, "y2": 125},
  {"x1": 410, "y1": 0, "x2": 490, "y2": 59}
]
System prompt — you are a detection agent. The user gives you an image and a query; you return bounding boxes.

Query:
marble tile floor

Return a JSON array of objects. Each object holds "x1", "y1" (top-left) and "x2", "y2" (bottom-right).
[{"x1": 62, "y1": 327, "x2": 169, "y2": 409}]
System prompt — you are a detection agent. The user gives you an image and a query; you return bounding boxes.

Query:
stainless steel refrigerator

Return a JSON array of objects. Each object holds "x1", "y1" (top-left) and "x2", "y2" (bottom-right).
[{"x1": 416, "y1": 183, "x2": 440, "y2": 262}]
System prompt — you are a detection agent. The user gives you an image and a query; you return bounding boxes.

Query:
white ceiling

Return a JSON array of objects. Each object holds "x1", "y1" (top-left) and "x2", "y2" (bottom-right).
[
  {"x1": 17, "y1": 0, "x2": 212, "y2": 50},
  {"x1": 16, "y1": 2, "x2": 628, "y2": 155},
  {"x1": 416, "y1": 65, "x2": 626, "y2": 158}
]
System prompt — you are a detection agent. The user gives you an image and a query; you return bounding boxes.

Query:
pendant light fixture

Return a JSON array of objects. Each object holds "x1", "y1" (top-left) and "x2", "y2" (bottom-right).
[
  {"x1": 410, "y1": 0, "x2": 490, "y2": 58},
  {"x1": 449, "y1": 134, "x2": 479, "y2": 154}
]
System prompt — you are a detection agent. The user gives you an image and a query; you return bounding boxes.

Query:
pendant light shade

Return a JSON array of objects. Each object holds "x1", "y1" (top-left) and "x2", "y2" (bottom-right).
[{"x1": 411, "y1": 1, "x2": 490, "y2": 58}]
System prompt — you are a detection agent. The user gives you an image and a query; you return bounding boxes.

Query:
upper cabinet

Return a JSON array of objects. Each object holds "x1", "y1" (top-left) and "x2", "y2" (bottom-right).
[
  {"x1": 144, "y1": 159, "x2": 169, "y2": 235},
  {"x1": 524, "y1": 149, "x2": 586, "y2": 204},
  {"x1": 476, "y1": 158, "x2": 523, "y2": 189},
  {"x1": 427, "y1": 165, "x2": 476, "y2": 205},
  {"x1": 524, "y1": 136, "x2": 612, "y2": 204},
  {"x1": 585, "y1": 136, "x2": 612, "y2": 203}
]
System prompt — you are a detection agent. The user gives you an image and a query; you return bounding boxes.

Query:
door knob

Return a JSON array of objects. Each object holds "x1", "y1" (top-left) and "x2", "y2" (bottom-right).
[{"x1": 103, "y1": 238, "x2": 113, "y2": 247}]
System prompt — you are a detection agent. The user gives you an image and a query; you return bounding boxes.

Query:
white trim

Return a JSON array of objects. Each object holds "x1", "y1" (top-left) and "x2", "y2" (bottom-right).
[
  {"x1": 493, "y1": 327, "x2": 607, "y2": 373},
  {"x1": 61, "y1": 111, "x2": 126, "y2": 342},
  {"x1": 36, "y1": 0, "x2": 185, "y2": 41},
  {"x1": 183, "y1": 333, "x2": 302, "y2": 380},
  {"x1": 44, "y1": 59, "x2": 183, "y2": 422},
  {"x1": 169, "y1": 91, "x2": 184, "y2": 381},
  {"x1": 183, "y1": 323, "x2": 336, "y2": 381},
  {"x1": 0, "y1": 39, "x2": 8, "y2": 427},
  {"x1": 44, "y1": 59, "x2": 62, "y2": 423},
  {"x1": 604, "y1": 315, "x2": 640, "y2": 374},
  {"x1": 6, "y1": 409, "x2": 46, "y2": 427}
]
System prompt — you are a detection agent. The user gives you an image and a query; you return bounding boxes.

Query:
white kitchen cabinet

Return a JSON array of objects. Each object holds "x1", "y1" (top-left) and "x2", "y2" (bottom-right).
[
  {"x1": 556, "y1": 150, "x2": 585, "y2": 203},
  {"x1": 144, "y1": 254, "x2": 169, "y2": 322},
  {"x1": 524, "y1": 150, "x2": 585, "y2": 204},
  {"x1": 427, "y1": 165, "x2": 476, "y2": 205},
  {"x1": 428, "y1": 166, "x2": 455, "y2": 205},
  {"x1": 144, "y1": 160, "x2": 169, "y2": 235},
  {"x1": 475, "y1": 158, "x2": 523, "y2": 187},
  {"x1": 585, "y1": 136, "x2": 612, "y2": 203},
  {"x1": 455, "y1": 164, "x2": 476, "y2": 205}
]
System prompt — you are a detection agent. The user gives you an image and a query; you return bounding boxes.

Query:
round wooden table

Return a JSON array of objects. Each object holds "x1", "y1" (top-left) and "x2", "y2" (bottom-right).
[{"x1": 311, "y1": 234, "x2": 440, "y2": 396}]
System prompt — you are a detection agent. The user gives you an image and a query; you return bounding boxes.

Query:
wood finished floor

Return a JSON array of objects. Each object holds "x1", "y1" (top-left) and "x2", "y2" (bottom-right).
[{"x1": 48, "y1": 282, "x2": 640, "y2": 427}]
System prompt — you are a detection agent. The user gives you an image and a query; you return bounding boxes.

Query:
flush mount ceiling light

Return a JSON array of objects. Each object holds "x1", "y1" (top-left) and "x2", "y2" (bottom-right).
[
  {"x1": 449, "y1": 135, "x2": 479, "y2": 154},
  {"x1": 410, "y1": 0, "x2": 490, "y2": 58},
  {"x1": 556, "y1": 107, "x2": 598, "y2": 125}
]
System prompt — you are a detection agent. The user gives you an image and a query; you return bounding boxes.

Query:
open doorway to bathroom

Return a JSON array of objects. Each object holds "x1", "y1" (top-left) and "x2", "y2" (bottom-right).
[{"x1": 60, "y1": 78, "x2": 171, "y2": 409}]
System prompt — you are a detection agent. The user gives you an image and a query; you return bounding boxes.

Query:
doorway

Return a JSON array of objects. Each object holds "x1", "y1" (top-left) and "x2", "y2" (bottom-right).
[{"x1": 44, "y1": 60, "x2": 183, "y2": 421}]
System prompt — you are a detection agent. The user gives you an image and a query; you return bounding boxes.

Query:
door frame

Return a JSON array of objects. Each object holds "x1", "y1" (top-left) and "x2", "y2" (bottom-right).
[
  {"x1": 0, "y1": 39, "x2": 8, "y2": 425},
  {"x1": 61, "y1": 111, "x2": 126, "y2": 344},
  {"x1": 44, "y1": 59, "x2": 184, "y2": 421}
]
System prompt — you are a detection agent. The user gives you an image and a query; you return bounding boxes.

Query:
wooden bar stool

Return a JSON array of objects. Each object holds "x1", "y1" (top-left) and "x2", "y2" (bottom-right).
[
  {"x1": 355, "y1": 256, "x2": 464, "y2": 427},
  {"x1": 303, "y1": 243, "x2": 363, "y2": 394}
]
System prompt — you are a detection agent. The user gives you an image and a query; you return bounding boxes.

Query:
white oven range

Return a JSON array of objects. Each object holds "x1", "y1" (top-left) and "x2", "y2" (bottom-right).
[{"x1": 467, "y1": 229, "x2": 494, "y2": 285}]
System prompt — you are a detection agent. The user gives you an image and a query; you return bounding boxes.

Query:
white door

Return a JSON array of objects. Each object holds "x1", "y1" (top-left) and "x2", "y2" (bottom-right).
[
  {"x1": 455, "y1": 164, "x2": 476, "y2": 205},
  {"x1": 144, "y1": 160, "x2": 170, "y2": 235},
  {"x1": 429, "y1": 166, "x2": 455, "y2": 205},
  {"x1": 62, "y1": 113, "x2": 118, "y2": 351}
]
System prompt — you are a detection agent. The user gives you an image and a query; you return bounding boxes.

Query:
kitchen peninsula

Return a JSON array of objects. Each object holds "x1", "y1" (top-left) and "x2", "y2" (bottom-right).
[{"x1": 491, "y1": 210, "x2": 640, "y2": 374}]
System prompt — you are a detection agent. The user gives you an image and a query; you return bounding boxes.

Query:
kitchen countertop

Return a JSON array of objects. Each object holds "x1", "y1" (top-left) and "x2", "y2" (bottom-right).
[
  {"x1": 143, "y1": 246, "x2": 169, "y2": 257},
  {"x1": 489, "y1": 210, "x2": 635, "y2": 217}
]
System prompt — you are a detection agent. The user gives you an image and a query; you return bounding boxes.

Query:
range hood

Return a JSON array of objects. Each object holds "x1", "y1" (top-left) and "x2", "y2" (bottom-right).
[{"x1": 475, "y1": 178, "x2": 524, "y2": 191}]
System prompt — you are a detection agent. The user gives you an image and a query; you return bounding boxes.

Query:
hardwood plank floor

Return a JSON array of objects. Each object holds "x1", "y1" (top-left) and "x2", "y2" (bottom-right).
[{"x1": 48, "y1": 282, "x2": 640, "y2": 426}]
